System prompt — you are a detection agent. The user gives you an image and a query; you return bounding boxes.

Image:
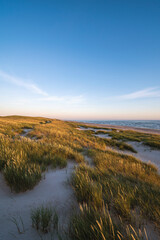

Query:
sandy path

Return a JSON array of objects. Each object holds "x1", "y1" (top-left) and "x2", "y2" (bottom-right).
[{"x1": 0, "y1": 162, "x2": 77, "y2": 240}]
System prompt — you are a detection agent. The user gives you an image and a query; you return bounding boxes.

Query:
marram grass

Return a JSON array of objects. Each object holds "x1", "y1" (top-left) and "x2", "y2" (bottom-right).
[
  {"x1": 4, "y1": 158, "x2": 41, "y2": 192},
  {"x1": 69, "y1": 203, "x2": 149, "y2": 240},
  {"x1": 31, "y1": 205, "x2": 58, "y2": 233},
  {"x1": 0, "y1": 116, "x2": 159, "y2": 238}
]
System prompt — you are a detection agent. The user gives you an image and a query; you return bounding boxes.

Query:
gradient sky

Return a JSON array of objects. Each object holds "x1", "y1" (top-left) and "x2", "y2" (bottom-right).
[{"x1": 0, "y1": 0, "x2": 160, "y2": 120}]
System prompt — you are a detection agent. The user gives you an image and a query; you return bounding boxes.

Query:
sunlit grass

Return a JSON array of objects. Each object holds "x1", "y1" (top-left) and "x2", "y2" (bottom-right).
[
  {"x1": 69, "y1": 203, "x2": 148, "y2": 240},
  {"x1": 4, "y1": 158, "x2": 41, "y2": 192},
  {"x1": 78, "y1": 123, "x2": 160, "y2": 150},
  {"x1": 0, "y1": 116, "x2": 160, "y2": 238},
  {"x1": 71, "y1": 150, "x2": 160, "y2": 230},
  {"x1": 107, "y1": 129, "x2": 160, "y2": 150}
]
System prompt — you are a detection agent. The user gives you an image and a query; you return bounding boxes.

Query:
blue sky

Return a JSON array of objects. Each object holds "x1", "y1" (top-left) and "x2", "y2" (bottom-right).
[{"x1": 0, "y1": 0, "x2": 160, "y2": 120}]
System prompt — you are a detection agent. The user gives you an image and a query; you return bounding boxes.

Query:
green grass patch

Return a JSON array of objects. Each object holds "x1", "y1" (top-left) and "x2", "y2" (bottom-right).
[
  {"x1": 4, "y1": 159, "x2": 41, "y2": 192},
  {"x1": 103, "y1": 138, "x2": 137, "y2": 153},
  {"x1": 108, "y1": 130, "x2": 160, "y2": 150},
  {"x1": 31, "y1": 205, "x2": 58, "y2": 233}
]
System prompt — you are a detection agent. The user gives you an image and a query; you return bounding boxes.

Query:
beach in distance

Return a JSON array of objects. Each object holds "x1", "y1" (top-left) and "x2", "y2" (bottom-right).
[
  {"x1": 75, "y1": 120, "x2": 160, "y2": 135},
  {"x1": 79, "y1": 120, "x2": 160, "y2": 130}
]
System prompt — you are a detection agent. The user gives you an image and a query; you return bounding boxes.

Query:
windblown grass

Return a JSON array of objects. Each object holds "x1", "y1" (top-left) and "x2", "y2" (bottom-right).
[
  {"x1": 101, "y1": 138, "x2": 137, "y2": 153},
  {"x1": 107, "y1": 129, "x2": 160, "y2": 150},
  {"x1": 4, "y1": 157, "x2": 41, "y2": 192},
  {"x1": 0, "y1": 116, "x2": 105, "y2": 192},
  {"x1": 70, "y1": 147, "x2": 160, "y2": 239},
  {"x1": 0, "y1": 116, "x2": 160, "y2": 238},
  {"x1": 69, "y1": 203, "x2": 149, "y2": 240},
  {"x1": 76, "y1": 124, "x2": 137, "y2": 152}
]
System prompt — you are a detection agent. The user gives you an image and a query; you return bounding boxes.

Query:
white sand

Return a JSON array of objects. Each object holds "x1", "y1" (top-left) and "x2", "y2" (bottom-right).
[
  {"x1": 77, "y1": 127, "x2": 112, "y2": 132},
  {"x1": 127, "y1": 141, "x2": 160, "y2": 172},
  {"x1": 0, "y1": 162, "x2": 77, "y2": 240},
  {"x1": 94, "y1": 133, "x2": 112, "y2": 139},
  {"x1": 77, "y1": 127, "x2": 112, "y2": 139}
]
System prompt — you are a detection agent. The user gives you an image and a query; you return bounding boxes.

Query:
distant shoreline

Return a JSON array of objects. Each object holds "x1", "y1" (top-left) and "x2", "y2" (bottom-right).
[{"x1": 74, "y1": 121, "x2": 160, "y2": 135}]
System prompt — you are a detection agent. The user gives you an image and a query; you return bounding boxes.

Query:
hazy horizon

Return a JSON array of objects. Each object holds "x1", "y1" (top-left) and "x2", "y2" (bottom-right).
[
  {"x1": 0, "y1": 114, "x2": 160, "y2": 121},
  {"x1": 0, "y1": 0, "x2": 160, "y2": 120}
]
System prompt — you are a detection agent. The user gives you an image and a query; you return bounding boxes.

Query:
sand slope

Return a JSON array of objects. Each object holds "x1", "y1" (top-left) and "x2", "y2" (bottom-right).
[{"x1": 0, "y1": 162, "x2": 76, "y2": 240}]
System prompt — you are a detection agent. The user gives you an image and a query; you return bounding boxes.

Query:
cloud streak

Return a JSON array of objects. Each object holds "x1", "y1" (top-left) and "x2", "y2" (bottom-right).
[
  {"x1": 0, "y1": 70, "x2": 48, "y2": 96},
  {"x1": 107, "y1": 87, "x2": 160, "y2": 101},
  {"x1": 0, "y1": 70, "x2": 85, "y2": 104}
]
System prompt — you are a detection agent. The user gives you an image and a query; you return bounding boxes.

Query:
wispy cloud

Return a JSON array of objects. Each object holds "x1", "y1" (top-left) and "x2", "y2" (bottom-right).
[
  {"x1": 0, "y1": 70, "x2": 48, "y2": 96},
  {"x1": 0, "y1": 70, "x2": 85, "y2": 104},
  {"x1": 107, "y1": 87, "x2": 160, "y2": 100}
]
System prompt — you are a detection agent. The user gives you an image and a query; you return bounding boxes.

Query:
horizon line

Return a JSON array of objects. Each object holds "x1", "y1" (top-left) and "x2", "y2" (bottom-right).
[{"x1": 0, "y1": 114, "x2": 160, "y2": 121}]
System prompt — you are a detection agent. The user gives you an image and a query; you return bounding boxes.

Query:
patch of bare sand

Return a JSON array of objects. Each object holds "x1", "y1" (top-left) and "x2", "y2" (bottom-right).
[
  {"x1": 127, "y1": 141, "x2": 160, "y2": 172},
  {"x1": 0, "y1": 162, "x2": 77, "y2": 240},
  {"x1": 94, "y1": 133, "x2": 112, "y2": 139},
  {"x1": 77, "y1": 126, "x2": 112, "y2": 132}
]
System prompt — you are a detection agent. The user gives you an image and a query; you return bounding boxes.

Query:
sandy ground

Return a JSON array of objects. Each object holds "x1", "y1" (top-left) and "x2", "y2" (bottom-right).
[
  {"x1": 0, "y1": 162, "x2": 77, "y2": 240},
  {"x1": 77, "y1": 126, "x2": 112, "y2": 132},
  {"x1": 77, "y1": 127, "x2": 112, "y2": 139},
  {"x1": 76, "y1": 122, "x2": 160, "y2": 135},
  {"x1": 94, "y1": 133, "x2": 112, "y2": 139},
  {"x1": 127, "y1": 141, "x2": 160, "y2": 172}
]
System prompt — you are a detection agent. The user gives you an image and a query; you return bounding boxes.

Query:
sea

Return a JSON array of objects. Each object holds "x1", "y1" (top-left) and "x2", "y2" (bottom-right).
[{"x1": 79, "y1": 120, "x2": 160, "y2": 130}]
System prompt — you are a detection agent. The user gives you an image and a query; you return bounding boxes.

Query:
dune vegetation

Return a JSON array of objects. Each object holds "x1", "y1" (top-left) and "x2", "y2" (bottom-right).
[
  {"x1": 0, "y1": 116, "x2": 160, "y2": 239},
  {"x1": 80, "y1": 124, "x2": 160, "y2": 150},
  {"x1": 31, "y1": 205, "x2": 58, "y2": 234},
  {"x1": 70, "y1": 152, "x2": 160, "y2": 239},
  {"x1": 0, "y1": 116, "x2": 107, "y2": 191}
]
